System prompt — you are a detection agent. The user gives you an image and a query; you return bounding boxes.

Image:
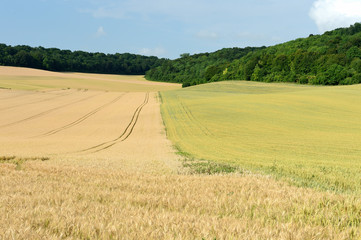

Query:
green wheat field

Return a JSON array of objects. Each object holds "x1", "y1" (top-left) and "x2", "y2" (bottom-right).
[{"x1": 161, "y1": 81, "x2": 361, "y2": 194}]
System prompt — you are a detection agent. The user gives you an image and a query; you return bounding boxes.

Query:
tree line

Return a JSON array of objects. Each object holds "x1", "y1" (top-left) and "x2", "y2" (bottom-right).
[
  {"x1": 2, "y1": 23, "x2": 361, "y2": 86},
  {"x1": 145, "y1": 47, "x2": 265, "y2": 87},
  {"x1": 0, "y1": 44, "x2": 166, "y2": 75},
  {"x1": 146, "y1": 23, "x2": 361, "y2": 87}
]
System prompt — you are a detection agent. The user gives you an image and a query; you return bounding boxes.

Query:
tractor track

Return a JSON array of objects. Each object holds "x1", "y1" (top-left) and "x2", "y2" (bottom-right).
[
  {"x1": 0, "y1": 93, "x2": 102, "y2": 129},
  {"x1": 178, "y1": 100, "x2": 212, "y2": 136},
  {"x1": 35, "y1": 93, "x2": 127, "y2": 137},
  {"x1": 77, "y1": 92, "x2": 149, "y2": 154}
]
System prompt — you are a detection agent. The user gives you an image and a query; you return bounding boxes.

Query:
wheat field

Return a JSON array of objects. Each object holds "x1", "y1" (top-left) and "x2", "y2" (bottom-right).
[
  {"x1": 161, "y1": 81, "x2": 361, "y2": 195},
  {"x1": 0, "y1": 66, "x2": 179, "y2": 92},
  {"x1": 0, "y1": 67, "x2": 360, "y2": 239}
]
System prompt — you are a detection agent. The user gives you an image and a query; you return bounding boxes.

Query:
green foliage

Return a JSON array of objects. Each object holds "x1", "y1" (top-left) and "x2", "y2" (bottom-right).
[
  {"x1": 0, "y1": 44, "x2": 165, "y2": 75},
  {"x1": 180, "y1": 53, "x2": 190, "y2": 58},
  {"x1": 352, "y1": 73, "x2": 361, "y2": 83},
  {"x1": 182, "y1": 82, "x2": 193, "y2": 88},
  {"x1": 351, "y1": 58, "x2": 361, "y2": 72},
  {"x1": 182, "y1": 158, "x2": 240, "y2": 175},
  {"x1": 145, "y1": 47, "x2": 265, "y2": 84},
  {"x1": 146, "y1": 22, "x2": 361, "y2": 86},
  {"x1": 299, "y1": 75, "x2": 309, "y2": 84},
  {"x1": 314, "y1": 64, "x2": 348, "y2": 85},
  {"x1": 204, "y1": 65, "x2": 225, "y2": 81},
  {"x1": 347, "y1": 46, "x2": 361, "y2": 60},
  {"x1": 251, "y1": 64, "x2": 263, "y2": 81}
]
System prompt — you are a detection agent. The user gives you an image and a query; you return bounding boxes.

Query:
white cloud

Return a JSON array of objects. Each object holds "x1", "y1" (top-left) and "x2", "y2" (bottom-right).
[
  {"x1": 310, "y1": 0, "x2": 361, "y2": 33},
  {"x1": 138, "y1": 47, "x2": 167, "y2": 57},
  {"x1": 96, "y1": 26, "x2": 106, "y2": 37},
  {"x1": 195, "y1": 30, "x2": 218, "y2": 40}
]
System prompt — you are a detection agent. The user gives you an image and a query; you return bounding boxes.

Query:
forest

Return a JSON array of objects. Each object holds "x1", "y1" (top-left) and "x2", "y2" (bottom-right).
[
  {"x1": 145, "y1": 47, "x2": 265, "y2": 87},
  {"x1": 146, "y1": 23, "x2": 361, "y2": 87},
  {"x1": 0, "y1": 44, "x2": 166, "y2": 75}
]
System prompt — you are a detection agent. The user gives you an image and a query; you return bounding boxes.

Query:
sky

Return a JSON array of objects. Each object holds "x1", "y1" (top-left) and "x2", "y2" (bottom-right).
[{"x1": 1, "y1": 0, "x2": 361, "y2": 59}]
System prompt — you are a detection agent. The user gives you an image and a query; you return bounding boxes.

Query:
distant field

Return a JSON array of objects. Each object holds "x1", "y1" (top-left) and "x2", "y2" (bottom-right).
[
  {"x1": 1, "y1": 68, "x2": 360, "y2": 239},
  {"x1": 161, "y1": 81, "x2": 361, "y2": 194},
  {"x1": 0, "y1": 66, "x2": 180, "y2": 92}
]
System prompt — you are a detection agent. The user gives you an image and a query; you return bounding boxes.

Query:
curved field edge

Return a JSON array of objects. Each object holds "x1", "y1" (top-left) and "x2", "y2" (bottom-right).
[{"x1": 159, "y1": 81, "x2": 361, "y2": 195}]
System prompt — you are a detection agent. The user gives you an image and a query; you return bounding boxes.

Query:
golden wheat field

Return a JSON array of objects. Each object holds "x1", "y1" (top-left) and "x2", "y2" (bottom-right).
[
  {"x1": 1, "y1": 67, "x2": 360, "y2": 239},
  {"x1": 0, "y1": 66, "x2": 179, "y2": 92}
]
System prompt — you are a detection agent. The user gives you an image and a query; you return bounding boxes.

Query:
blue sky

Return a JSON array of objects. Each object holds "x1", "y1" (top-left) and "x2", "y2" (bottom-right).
[{"x1": 1, "y1": 0, "x2": 361, "y2": 59}]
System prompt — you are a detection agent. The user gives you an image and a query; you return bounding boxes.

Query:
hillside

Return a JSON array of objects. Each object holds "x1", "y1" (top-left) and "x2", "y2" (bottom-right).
[
  {"x1": 146, "y1": 23, "x2": 361, "y2": 86},
  {"x1": 0, "y1": 44, "x2": 166, "y2": 75},
  {"x1": 0, "y1": 66, "x2": 180, "y2": 92},
  {"x1": 160, "y1": 81, "x2": 361, "y2": 194}
]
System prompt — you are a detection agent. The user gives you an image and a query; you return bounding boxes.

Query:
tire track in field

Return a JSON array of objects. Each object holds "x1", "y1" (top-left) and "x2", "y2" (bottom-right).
[
  {"x1": 0, "y1": 93, "x2": 102, "y2": 129},
  {"x1": 77, "y1": 92, "x2": 149, "y2": 154},
  {"x1": 35, "y1": 93, "x2": 127, "y2": 137},
  {"x1": 178, "y1": 98, "x2": 212, "y2": 136},
  {"x1": 0, "y1": 91, "x2": 73, "y2": 112}
]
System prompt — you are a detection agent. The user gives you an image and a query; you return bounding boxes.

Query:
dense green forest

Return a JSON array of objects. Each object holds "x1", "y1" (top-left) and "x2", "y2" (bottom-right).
[
  {"x1": 145, "y1": 47, "x2": 265, "y2": 87},
  {"x1": 146, "y1": 23, "x2": 361, "y2": 86},
  {"x1": 0, "y1": 44, "x2": 166, "y2": 75}
]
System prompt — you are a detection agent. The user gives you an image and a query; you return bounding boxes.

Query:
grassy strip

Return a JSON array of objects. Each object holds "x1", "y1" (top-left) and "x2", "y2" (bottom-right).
[
  {"x1": 175, "y1": 145, "x2": 241, "y2": 175},
  {"x1": 182, "y1": 158, "x2": 240, "y2": 175}
]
